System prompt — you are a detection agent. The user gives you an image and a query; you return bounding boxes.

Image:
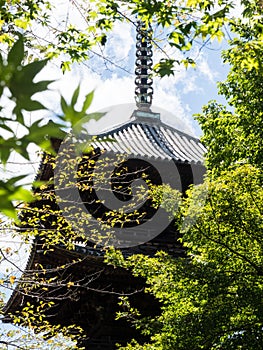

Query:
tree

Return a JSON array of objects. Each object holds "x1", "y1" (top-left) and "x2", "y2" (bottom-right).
[
  {"x1": 0, "y1": 37, "x2": 101, "y2": 349},
  {"x1": 0, "y1": 0, "x2": 234, "y2": 73},
  {"x1": 198, "y1": 7, "x2": 263, "y2": 174},
  {"x1": 1, "y1": 0, "x2": 262, "y2": 348},
  {"x1": 104, "y1": 2, "x2": 263, "y2": 349},
  {"x1": 108, "y1": 164, "x2": 262, "y2": 349},
  {"x1": 0, "y1": 34, "x2": 103, "y2": 219},
  {"x1": 1, "y1": 0, "x2": 248, "y2": 218},
  {"x1": 0, "y1": 32, "x2": 153, "y2": 350}
]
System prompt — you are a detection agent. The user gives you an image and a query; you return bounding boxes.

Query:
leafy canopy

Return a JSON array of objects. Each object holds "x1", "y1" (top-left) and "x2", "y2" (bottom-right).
[
  {"x1": 0, "y1": 35, "x2": 100, "y2": 218},
  {"x1": 105, "y1": 2, "x2": 263, "y2": 349},
  {"x1": 0, "y1": 0, "x2": 238, "y2": 74}
]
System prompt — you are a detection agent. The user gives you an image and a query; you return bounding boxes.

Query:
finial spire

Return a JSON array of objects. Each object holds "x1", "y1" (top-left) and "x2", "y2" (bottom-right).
[{"x1": 135, "y1": 21, "x2": 153, "y2": 111}]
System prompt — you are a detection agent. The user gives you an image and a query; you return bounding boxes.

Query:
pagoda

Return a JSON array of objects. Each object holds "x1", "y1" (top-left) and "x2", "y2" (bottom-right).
[{"x1": 3, "y1": 22, "x2": 206, "y2": 349}]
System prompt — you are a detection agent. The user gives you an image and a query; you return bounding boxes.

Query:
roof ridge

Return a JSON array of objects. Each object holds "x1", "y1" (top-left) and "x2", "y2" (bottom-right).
[
  {"x1": 92, "y1": 119, "x2": 204, "y2": 164},
  {"x1": 96, "y1": 119, "x2": 200, "y2": 143}
]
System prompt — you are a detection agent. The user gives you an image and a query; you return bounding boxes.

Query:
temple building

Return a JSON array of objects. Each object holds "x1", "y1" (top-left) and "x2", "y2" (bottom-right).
[{"x1": 4, "y1": 22, "x2": 206, "y2": 349}]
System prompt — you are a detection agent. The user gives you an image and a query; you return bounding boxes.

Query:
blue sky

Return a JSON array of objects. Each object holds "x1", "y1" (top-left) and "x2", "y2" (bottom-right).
[
  {"x1": 0, "y1": 0, "x2": 238, "y2": 201},
  {"x1": 0, "y1": 0, "x2": 233, "y2": 271},
  {"x1": 0, "y1": 0, "x2": 243, "y2": 342},
  {"x1": 29, "y1": 0, "x2": 240, "y2": 138},
  {"x1": 37, "y1": 22, "x2": 231, "y2": 138}
]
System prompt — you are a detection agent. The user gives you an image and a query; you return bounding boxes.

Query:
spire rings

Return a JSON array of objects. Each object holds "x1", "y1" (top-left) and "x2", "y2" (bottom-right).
[{"x1": 135, "y1": 21, "x2": 154, "y2": 110}]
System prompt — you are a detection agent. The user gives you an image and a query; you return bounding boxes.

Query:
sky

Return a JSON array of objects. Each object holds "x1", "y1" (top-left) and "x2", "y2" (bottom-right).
[
  {"x1": 42, "y1": 27, "x2": 229, "y2": 138},
  {"x1": 0, "y1": 0, "x2": 241, "y2": 275},
  {"x1": 0, "y1": 2, "x2": 244, "y2": 231},
  {"x1": 34, "y1": 0, "x2": 235, "y2": 138},
  {"x1": 0, "y1": 0, "x2": 244, "y2": 343}
]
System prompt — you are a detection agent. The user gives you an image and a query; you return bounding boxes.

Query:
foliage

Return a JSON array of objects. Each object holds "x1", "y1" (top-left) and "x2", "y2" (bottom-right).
[
  {"x1": 104, "y1": 2, "x2": 263, "y2": 349},
  {"x1": 0, "y1": 0, "x2": 237, "y2": 74},
  {"x1": 0, "y1": 299, "x2": 83, "y2": 349},
  {"x1": 0, "y1": 35, "x2": 100, "y2": 219},
  {"x1": 1, "y1": 0, "x2": 263, "y2": 349},
  {"x1": 197, "y1": 4, "x2": 263, "y2": 174},
  {"x1": 107, "y1": 167, "x2": 263, "y2": 350},
  {"x1": 0, "y1": 1, "x2": 52, "y2": 42},
  {"x1": 0, "y1": 36, "x2": 102, "y2": 349},
  {"x1": 0, "y1": 35, "x2": 58, "y2": 218}
]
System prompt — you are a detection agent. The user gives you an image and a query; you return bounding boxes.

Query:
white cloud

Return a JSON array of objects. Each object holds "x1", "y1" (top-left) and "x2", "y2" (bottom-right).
[
  {"x1": 181, "y1": 75, "x2": 200, "y2": 94},
  {"x1": 230, "y1": 0, "x2": 243, "y2": 17},
  {"x1": 152, "y1": 77, "x2": 195, "y2": 132},
  {"x1": 2, "y1": 0, "x2": 230, "y2": 193},
  {"x1": 198, "y1": 55, "x2": 219, "y2": 83},
  {"x1": 106, "y1": 22, "x2": 135, "y2": 59},
  {"x1": 36, "y1": 56, "x2": 198, "y2": 135}
]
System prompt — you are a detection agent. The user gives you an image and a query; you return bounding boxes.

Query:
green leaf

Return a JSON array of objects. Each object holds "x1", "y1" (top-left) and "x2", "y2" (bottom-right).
[
  {"x1": 14, "y1": 18, "x2": 29, "y2": 30},
  {"x1": 18, "y1": 59, "x2": 49, "y2": 83},
  {"x1": 84, "y1": 112, "x2": 104, "y2": 122},
  {"x1": 14, "y1": 143, "x2": 30, "y2": 161},
  {"x1": 71, "y1": 84, "x2": 80, "y2": 107},
  {"x1": 0, "y1": 145, "x2": 11, "y2": 165},
  {"x1": 0, "y1": 202, "x2": 17, "y2": 220},
  {"x1": 17, "y1": 99, "x2": 46, "y2": 112},
  {"x1": 7, "y1": 35, "x2": 24, "y2": 68},
  {"x1": 8, "y1": 187, "x2": 34, "y2": 202},
  {"x1": 61, "y1": 61, "x2": 71, "y2": 73},
  {"x1": 23, "y1": 80, "x2": 54, "y2": 96},
  {"x1": 5, "y1": 174, "x2": 29, "y2": 186},
  {"x1": 0, "y1": 124, "x2": 14, "y2": 133},
  {"x1": 153, "y1": 59, "x2": 176, "y2": 77},
  {"x1": 32, "y1": 180, "x2": 50, "y2": 189},
  {"x1": 25, "y1": 120, "x2": 63, "y2": 145},
  {"x1": 12, "y1": 108, "x2": 24, "y2": 124},
  {"x1": 74, "y1": 112, "x2": 104, "y2": 129},
  {"x1": 81, "y1": 90, "x2": 94, "y2": 113},
  {"x1": 60, "y1": 95, "x2": 68, "y2": 115}
]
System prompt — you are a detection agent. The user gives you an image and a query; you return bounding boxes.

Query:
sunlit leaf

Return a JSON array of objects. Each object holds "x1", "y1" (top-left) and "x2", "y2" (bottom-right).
[{"x1": 7, "y1": 35, "x2": 24, "y2": 68}]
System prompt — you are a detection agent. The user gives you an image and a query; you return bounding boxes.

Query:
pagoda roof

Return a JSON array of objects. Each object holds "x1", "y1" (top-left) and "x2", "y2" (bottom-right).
[
  {"x1": 4, "y1": 113, "x2": 206, "y2": 320},
  {"x1": 90, "y1": 115, "x2": 205, "y2": 164}
]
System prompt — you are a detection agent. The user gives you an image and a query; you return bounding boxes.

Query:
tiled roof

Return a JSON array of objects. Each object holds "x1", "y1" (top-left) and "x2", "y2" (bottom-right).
[{"x1": 92, "y1": 117, "x2": 206, "y2": 164}]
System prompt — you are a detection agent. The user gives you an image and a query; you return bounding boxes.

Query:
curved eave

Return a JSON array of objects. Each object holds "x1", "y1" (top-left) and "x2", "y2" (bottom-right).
[
  {"x1": 95, "y1": 121, "x2": 205, "y2": 164},
  {"x1": 34, "y1": 120, "x2": 205, "y2": 184},
  {"x1": 2, "y1": 242, "x2": 105, "y2": 318},
  {"x1": 2, "y1": 241, "x2": 37, "y2": 317}
]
